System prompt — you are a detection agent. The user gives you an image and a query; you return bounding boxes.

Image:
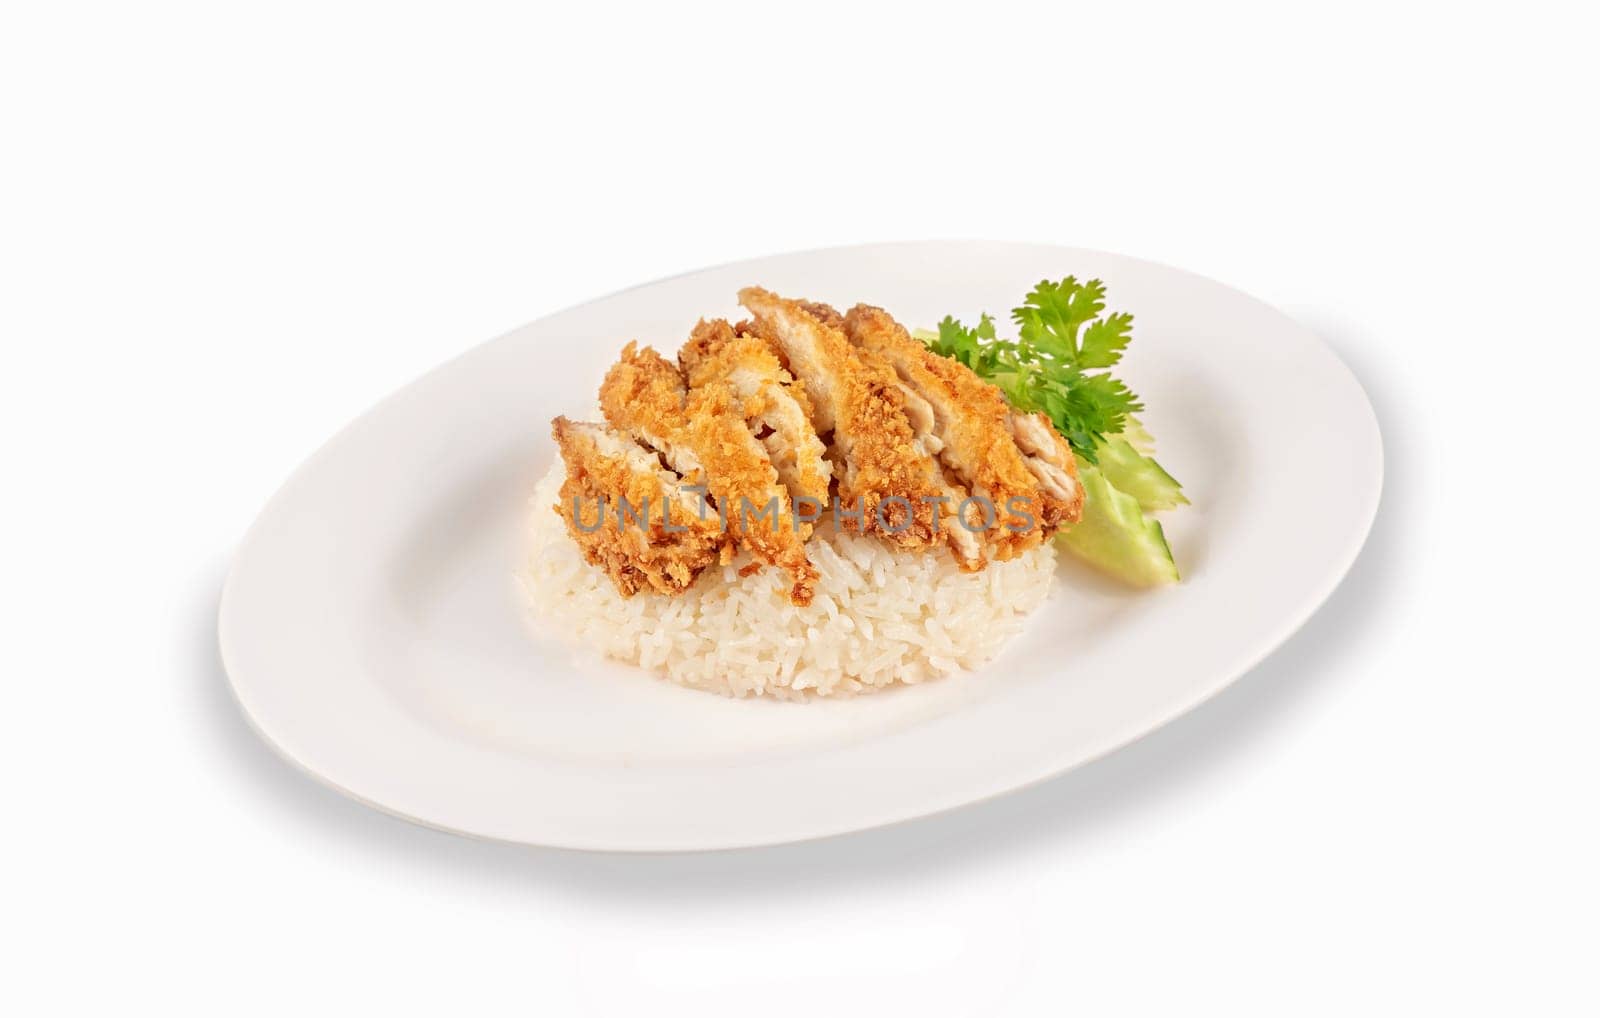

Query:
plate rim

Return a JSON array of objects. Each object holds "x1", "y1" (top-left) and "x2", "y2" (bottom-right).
[{"x1": 218, "y1": 239, "x2": 1384, "y2": 852}]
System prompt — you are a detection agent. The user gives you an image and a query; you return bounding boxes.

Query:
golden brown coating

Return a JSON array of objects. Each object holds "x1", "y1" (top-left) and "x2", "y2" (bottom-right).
[
  {"x1": 597, "y1": 342, "x2": 701, "y2": 478},
  {"x1": 678, "y1": 319, "x2": 831, "y2": 511},
  {"x1": 843, "y1": 303, "x2": 1052, "y2": 562},
  {"x1": 600, "y1": 342, "x2": 818, "y2": 605},
  {"x1": 550, "y1": 417, "x2": 722, "y2": 597},
  {"x1": 849, "y1": 340, "x2": 986, "y2": 570},
  {"x1": 737, "y1": 287, "x2": 947, "y2": 551},
  {"x1": 548, "y1": 285, "x2": 1090, "y2": 602},
  {"x1": 1006, "y1": 410, "x2": 1086, "y2": 533}
]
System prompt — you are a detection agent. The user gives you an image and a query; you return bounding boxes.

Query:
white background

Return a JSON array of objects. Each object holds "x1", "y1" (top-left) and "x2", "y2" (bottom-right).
[{"x1": 4, "y1": 1, "x2": 1596, "y2": 1014}]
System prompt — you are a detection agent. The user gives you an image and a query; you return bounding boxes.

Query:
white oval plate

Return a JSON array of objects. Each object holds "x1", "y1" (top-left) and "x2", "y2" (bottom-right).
[{"x1": 219, "y1": 241, "x2": 1381, "y2": 851}]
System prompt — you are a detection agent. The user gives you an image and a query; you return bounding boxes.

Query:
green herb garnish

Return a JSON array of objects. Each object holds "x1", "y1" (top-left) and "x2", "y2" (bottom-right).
[
  {"x1": 927, "y1": 277, "x2": 1143, "y2": 463},
  {"x1": 920, "y1": 277, "x2": 1187, "y2": 586}
]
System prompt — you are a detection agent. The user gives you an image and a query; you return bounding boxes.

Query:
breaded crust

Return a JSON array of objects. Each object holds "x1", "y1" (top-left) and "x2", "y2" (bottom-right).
[
  {"x1": 600, "y1": 342, "x2": 818, "y2": 605},
  {"x1": 844, "y1": 303, "x2": 1049, "y2": 562},
  {"x1": 737, "y1": 287, "x2": 946, "y2": 551},
  {"x1": 679, "y1": 318, "x2": 831, "y2": 512},
  {"x1": 550, "y1": 417, "x2": 722, "y2": 597},
  {"x1": 548, "y1": 286, "x2": 1091, "y2": 602},
  {"x1": 597, "y1": 341, "x2": 700, "y2": 478},
  {"x1": 1007, "y1": 410, "x2": 1086, "y2": 533}
]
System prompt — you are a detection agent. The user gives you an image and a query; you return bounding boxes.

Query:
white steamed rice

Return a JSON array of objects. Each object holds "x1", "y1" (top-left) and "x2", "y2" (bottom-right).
[{"x1": 522, "y1": 463, "x2": 1055, "y2": 699}]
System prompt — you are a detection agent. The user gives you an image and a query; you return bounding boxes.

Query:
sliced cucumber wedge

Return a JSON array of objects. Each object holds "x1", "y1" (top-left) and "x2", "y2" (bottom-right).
[
  {"x1": 1094, "y1": 435, "x2": 1188, "y2": 512},
  {"x1": 1120, "y1": 415, "x2": 1156, "y2": 453},
  {"x1": 1059, "y1": 464, "x2": 1180, "y2": 586}
]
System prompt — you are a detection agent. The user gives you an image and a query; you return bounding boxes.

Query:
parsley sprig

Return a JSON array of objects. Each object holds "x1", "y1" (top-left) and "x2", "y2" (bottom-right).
[{"x1": 928, "y1": 277, "x2": 1143, "y2": 463}]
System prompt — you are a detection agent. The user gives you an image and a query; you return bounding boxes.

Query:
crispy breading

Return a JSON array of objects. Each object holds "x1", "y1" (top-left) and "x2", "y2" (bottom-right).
[
  {"x1": 737, "y1": 287, "x2": 946, "y2": 551},
  {"x1": 549, "y1": 286, "x2": 1091, "y2": 600},
  {"x1": 850, "y1": 339, "x2": 986, "y2": 569},
  {"x1": 596, "y1": 341, "x2": 702, "y2": 479},
  {"x1": 679, "y1": 318, "x2": 831, "y2": 512},
  {"x1": 1007, "y1": 410, "x2": 1086, "y2": 533},
  {"x1": 599, "y1": 342, "x2": 818, "y2": 605},
  {"x1": 844, "y1": 303, "x2": 1051, "y2": 562},
  {"x1": 550, "y1": 417, "x2": 722, "y2": 597}
]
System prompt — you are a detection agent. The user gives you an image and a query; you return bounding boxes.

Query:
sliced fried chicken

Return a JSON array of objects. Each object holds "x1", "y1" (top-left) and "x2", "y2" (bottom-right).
[
  {"x1": 595, "y1": 341, "x2": 702, "y2": 479},
  {"x1": 550, "y1": 286, "x2": 1087, "y2": 601},
  {"x1": 599, "y1": 342, "x2": 818, "y2": 605},
  {"x1": 550, "y1": 417, "x2": 722, "y2": 597},
  {"x1": 737, "y1": 287, "x2": 946, "y2": 551},
  {"x1": 843, "y1": 303, "x2": 1051, "y2": 562},
  {"x1": 1006, "y1": 410, "x2": 1086, "y2": 533},
  {"x1": 678, "y1": 319, "x2": 831, "y2": 515},
  {"x1": 850, "y1": 341, "x2": 986, "y2": 569}
]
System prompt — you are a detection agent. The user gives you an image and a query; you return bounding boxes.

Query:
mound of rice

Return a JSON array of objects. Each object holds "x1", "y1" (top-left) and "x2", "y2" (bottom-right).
[{"x1": 522, "y1": 464, "x2": 1056, "y2": 699}]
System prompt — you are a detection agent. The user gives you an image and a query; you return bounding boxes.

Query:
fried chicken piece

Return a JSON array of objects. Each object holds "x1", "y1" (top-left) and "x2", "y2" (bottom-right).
[
  {"x1": 844, "y1": 303, "x2": 1053, "y2": 563},
  {"x1": 595, "y1": 341, "x2": 702, "y2": 479},
  {"x1": 678, "y1": 318, "x2": 831, "y2": 512},
  {"x1": 599, "y1": 342, "x2": 818, "y2": 605},
  {"x1": 737, "y1": 287, "x2": 946, "y2": 551},
  {"x1": 1006, "y1": 410, "x2": 1086, "y2": 533},
  {"x1": 550, "y1": 417, "x2": 722, "y2": 597},
  {"x1": 848, "y1": 340, "x2": 986, "y2": 569}
]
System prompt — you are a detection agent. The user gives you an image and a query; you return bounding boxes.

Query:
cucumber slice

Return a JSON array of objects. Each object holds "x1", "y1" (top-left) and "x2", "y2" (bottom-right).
[
  {"x1": 1059, "y1": 464, "x2": 1180, "y2": 586},
  {"x1": 1120, "y1": 415, "x2": 1156, "y2": 453},
  {"x1": 1094, "y1": 435, "x2": 1188, "y2": 512}
]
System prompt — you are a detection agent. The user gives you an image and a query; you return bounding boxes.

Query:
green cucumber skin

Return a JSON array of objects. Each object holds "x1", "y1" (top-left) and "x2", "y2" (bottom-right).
[
  {"x1": 912, "y1": 331, "x2": 1184, "y2": 586},
  {"x1": 1094, "y1": 435, "x2": 1188, "y2": 513},
  {"x1": 1059, "y1": 464, "x2": 1180, "y2": 586}
]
